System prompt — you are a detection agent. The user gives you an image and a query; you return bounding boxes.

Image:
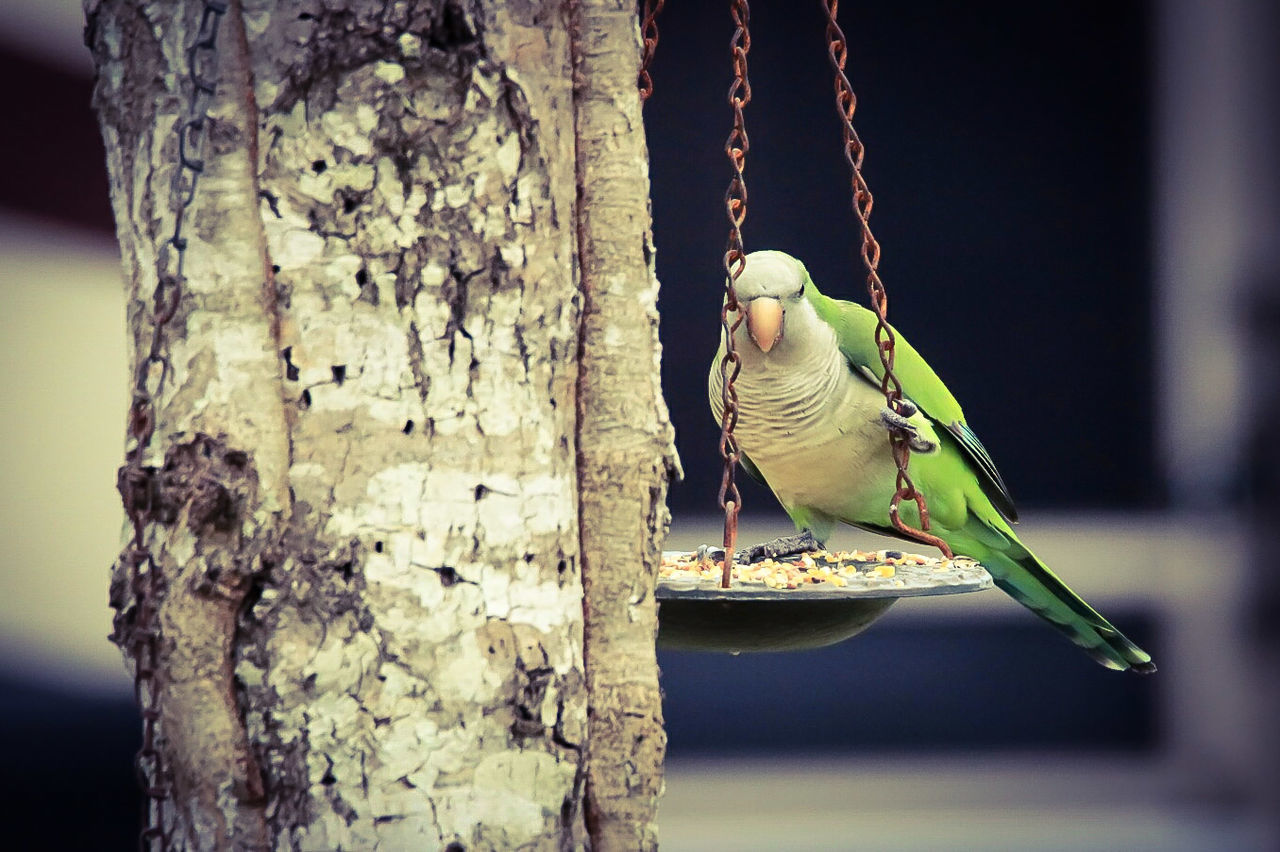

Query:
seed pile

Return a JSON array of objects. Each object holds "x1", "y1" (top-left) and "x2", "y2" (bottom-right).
[{"x1": 660, "y1": 548, "x2": 979, "y2": 590}]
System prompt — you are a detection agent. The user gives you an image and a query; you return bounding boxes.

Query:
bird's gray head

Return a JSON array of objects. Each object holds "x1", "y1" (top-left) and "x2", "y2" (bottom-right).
[{"x1": 731, "y1": 250, "x2": 810, "y2": 354}]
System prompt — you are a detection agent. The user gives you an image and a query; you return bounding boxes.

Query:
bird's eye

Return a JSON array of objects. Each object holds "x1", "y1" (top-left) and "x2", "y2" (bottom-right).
[{"x1": 793, "y1": 284, "x2": 805, "y2": 298}]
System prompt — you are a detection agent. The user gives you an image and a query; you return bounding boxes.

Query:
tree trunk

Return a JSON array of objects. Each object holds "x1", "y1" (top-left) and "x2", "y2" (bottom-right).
[
  {"x1": 86, "y1": 0, "x2": 672, "y2": 848},
  {"x1": 569, "y1": 2, "x2": 679, "y2": 849}
]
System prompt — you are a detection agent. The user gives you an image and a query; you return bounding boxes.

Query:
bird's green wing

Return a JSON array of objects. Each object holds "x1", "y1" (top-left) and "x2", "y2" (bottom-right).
[
  {"x1": 730, "y1": 451, "x2": 766, "y2": 488},
  {"x1": 806, "y1": 283, "x2": 1019, "y2": 522}
]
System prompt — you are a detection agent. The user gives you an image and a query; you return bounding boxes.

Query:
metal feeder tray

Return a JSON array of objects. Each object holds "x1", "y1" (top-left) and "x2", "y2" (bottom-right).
[{"x1": 656, "y1": 551, "x2": 992, "y2": 653}]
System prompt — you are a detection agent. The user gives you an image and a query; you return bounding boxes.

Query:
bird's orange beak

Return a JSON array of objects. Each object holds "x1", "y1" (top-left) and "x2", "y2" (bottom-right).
[{"x1": 745, "y1": 297, "x2": 784, "y2": 352}]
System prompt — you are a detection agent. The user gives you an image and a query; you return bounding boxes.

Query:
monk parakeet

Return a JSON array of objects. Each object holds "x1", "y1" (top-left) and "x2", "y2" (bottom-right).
[{"x1": 708, "y1": 250, "x2": 1155, "y2": 673}]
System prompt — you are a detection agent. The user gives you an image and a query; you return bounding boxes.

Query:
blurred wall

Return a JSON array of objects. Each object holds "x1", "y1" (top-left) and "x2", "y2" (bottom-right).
[{"x1": 0, "y1": 213, "x2": 127, "y2": 692}]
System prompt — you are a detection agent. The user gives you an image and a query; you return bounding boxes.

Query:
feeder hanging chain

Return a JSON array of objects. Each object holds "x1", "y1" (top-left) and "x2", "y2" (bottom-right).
[
  {"x1": 638, "y1": 0, "x2": 665, "y2": 101},
  {"x1": 718, "y1": 0, "x2": 753, "y2": 586},
  {"x1": 820, "y1": 0, "x2": 952, "y2": 558},
  {"x1": 117, "y1": 3, "x2": 228, "y2": 850}
]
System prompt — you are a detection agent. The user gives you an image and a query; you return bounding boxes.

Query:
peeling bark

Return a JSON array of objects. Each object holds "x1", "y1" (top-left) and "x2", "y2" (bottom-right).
[
  {"x1": 570, "y1": 1, "x2": 679, "y2": 849},
  {"x1": 85, "y1": 0, "x2": 679, "y2": 848}
]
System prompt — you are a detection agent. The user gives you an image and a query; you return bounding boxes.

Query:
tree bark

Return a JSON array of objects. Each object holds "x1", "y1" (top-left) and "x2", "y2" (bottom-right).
[{"x1": 85, "y1": 0, "x2": 669, "y2": 847}]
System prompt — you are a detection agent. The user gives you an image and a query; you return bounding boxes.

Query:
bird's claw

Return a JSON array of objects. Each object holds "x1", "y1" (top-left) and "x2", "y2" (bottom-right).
[
  {"x1": 879, "y1": 404, "x2": 938, "y2": 453},
  {"x1": 693, "y1": 531, "x2": 823, "y2": 567},
  {"x1": 694, "y1": 543, "x2": 725, "y2": 566},
  {"x1": 738, "y1": 529, "x2": 823, "y2": 564}
]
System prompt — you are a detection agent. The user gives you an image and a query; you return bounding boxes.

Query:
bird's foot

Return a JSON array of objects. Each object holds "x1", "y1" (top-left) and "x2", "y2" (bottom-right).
[
  {"x1": 879, "y1": 401, "x2": 938, "y2": 453},
  {"x1": 694, "y1": 543, "x2": 725, "y2": 566},
  {"x1": 738, "y1": 529, "x2": 823, "y2": 564}
]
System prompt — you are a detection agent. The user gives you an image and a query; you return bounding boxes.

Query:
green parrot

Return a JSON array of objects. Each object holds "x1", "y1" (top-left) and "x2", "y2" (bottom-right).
[{"x1": 708, "y1": 250, "x2": 1155, "y2": 673}]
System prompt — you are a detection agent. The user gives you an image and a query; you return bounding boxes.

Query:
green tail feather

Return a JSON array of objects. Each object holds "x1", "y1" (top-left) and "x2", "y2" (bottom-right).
[{"x1": 980, "y1": 544, "x2": 1156, "y2": 674}]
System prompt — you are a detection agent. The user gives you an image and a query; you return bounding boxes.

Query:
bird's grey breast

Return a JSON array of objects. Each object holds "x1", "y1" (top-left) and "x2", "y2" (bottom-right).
[{"x1": 712, "y1": 340, "x2": 886, "y2": 474}]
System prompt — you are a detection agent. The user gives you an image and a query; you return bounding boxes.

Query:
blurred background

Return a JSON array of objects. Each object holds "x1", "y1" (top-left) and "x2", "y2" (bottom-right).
[{"x1": 1, "y1": 0, "x2": 1277, "y2": 849}]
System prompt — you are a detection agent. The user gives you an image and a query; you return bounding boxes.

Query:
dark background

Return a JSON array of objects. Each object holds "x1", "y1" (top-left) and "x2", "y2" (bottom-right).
[
  {"x1": 646, "y1": 0, "x2": 1154, "y2": 516},
  {"x1": 640, "y1": 0, "x2": 1162, "y2": 757},
  {"x1": 643, "y1": 0, "x2": 1161, "y2": 763}
]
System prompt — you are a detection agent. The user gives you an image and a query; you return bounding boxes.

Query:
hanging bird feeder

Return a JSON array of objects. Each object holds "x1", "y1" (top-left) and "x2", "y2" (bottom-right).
[
  {"x1": 646, "y1": 0, "x2": 992, "y2": 653},
  {"x1": 657, "y1": 549, "x2": 990, "y2": 652}
]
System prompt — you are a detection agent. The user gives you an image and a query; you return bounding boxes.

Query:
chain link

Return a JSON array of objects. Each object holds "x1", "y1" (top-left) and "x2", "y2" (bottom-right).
[
  {"x1": 637, "y1": 0, "x2": 665, "y2": 101},
  {"x1": 717, "y1": 0, "x2": 752, "y2": 587},
  {"x1": 117, "y1": 3, "x2": 228, "y2": 849},
  {"x1": 819, "y1": 0, "x2": 952, "y2": 558}
]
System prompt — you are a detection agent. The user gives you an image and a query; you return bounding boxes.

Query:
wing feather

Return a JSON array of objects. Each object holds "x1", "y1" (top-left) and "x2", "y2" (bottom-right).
[{"x1": 809, "y1": 285, "x2": 1019, "y2": 523}]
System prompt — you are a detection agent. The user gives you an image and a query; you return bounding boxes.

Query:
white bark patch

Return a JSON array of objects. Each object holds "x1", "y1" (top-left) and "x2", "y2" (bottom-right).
[{"x1": 374, "y1": 61, "x2": 405, "y2": 85}]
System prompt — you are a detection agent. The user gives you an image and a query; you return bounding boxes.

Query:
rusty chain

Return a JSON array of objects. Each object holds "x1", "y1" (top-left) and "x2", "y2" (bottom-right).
[
  {"x1": 717, "y1": 0, "x2": 752, "y2": 587},
  {"x1": 116, "y1": 3, "x2": 228, "y2": 849},
  {"x1": 820, "y1": 0, "x2": 952, "y2": 558},
  {"x1": 638, "y1": 0, "x2": 665, "y2": 101}
]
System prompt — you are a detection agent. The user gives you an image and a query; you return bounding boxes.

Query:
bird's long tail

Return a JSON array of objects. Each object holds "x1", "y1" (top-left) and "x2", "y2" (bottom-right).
[{"x1": 979, "y1": 542, "x2": 1156, "y2": 673}]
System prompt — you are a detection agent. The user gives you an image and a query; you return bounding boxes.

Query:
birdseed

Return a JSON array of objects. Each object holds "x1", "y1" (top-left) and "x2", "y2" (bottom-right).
[{"x1": 659, "y1": 548, "x2": 980, "y2": 590}]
